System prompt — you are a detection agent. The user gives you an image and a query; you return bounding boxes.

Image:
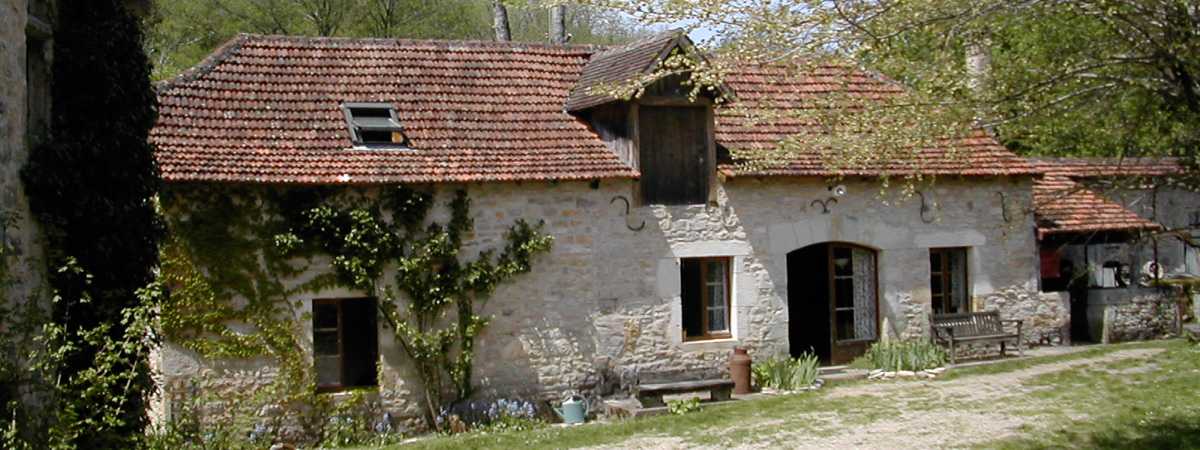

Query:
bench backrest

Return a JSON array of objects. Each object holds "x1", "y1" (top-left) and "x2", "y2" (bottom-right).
[{"x1": 931, "y1": 311, "x2": 1005, "y2": 337}]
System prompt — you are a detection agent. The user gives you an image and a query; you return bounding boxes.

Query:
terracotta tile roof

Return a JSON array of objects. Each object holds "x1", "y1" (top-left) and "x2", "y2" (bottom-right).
[
  {"x1": 153, "y1": 34, "x2": 1040, "y2": 184},
  {"x1": 1031, "y1": 157, "x2": 1186, "y2": 178},
  {"x1": 1031, "y1": 159, "x2": 1162, "y2": 237},
  {"x1": 152, "y1": 34, "x2": 637, "y2": 184},
  {"x1": 715, "y1": 64, "x2": 1040, "y2": 177},
  {"x1": 563, "y1": 30, "x2": 683, "y2": 112}
]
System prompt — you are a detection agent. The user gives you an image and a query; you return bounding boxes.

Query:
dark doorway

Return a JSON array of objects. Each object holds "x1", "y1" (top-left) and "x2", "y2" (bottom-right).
[
  {"x1": 1068, "y1": 267, "x2": 1092, "y2": 343},
  {"x1": 787, "y1": 242, "x2": 880, "y2": 365},
  {"x1": 788, "y1": 244, "x2": 830, "y2": 362}
]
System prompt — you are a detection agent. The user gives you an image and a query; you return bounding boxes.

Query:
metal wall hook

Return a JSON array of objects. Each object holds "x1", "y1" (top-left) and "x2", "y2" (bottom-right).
[
  {"x1": 917, "y1": 191, "x2": 936, "y2": 224},
  {"x1": 810, "y1": 197, "x2": 838, "y2": 214},
  {"x1": 610, "y1": 196, "x2": 645, "y2": 231}
]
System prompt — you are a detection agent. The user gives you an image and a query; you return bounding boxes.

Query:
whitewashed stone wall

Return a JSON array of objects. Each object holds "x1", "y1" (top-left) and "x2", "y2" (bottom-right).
[{"x1": 154, "y1": 175, "x2": 1052, "y2": 429}]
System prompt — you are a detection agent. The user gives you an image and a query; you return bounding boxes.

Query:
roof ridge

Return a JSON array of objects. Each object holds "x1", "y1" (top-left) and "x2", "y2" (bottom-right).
[
  {"x1": 155, "y1": 33, "x2": 250, "y2": 93},
  {"x1": 236, "y1": 32, "x2": 609, "y2": 52}
]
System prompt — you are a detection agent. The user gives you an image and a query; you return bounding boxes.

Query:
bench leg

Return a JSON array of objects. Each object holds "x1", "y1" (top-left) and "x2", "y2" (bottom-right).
[
  {"x1": 637, "y1": 393, "x2": 665, "y2": 408},
  {"x1": 710, "y1": 386, "x2": 732, "y2": 402}
]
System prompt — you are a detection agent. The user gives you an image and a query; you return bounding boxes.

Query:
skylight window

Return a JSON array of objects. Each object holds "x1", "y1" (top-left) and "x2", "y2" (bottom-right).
[{"x1": 341, "y1": 102, "x2": 407, "y2": 147}]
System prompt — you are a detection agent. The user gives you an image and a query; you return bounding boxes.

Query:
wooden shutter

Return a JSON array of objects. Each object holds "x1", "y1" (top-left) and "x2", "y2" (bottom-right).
[{"x1": 638, "y1": 106, "x2": 709, "y2": 205}]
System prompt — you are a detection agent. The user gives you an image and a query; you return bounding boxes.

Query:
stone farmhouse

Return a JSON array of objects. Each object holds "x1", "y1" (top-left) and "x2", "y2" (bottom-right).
[{"x1": 148, "y1": 30, "x2": 1193, "y2": 426}]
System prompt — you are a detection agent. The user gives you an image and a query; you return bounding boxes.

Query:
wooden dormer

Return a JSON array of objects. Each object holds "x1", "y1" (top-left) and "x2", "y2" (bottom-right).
[{"x1": 566, "y1": 31, "x2": 732, "y2": 206}]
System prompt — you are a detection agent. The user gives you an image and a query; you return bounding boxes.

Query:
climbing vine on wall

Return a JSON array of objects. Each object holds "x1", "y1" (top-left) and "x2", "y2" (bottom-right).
[{"x1": 161, "y1": 184, "x2": 552, "y2": 430}]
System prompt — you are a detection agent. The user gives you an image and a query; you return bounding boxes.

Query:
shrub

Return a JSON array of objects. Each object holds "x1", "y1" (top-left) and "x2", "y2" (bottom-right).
[
  {"x1": 752, "y1": 353, "x2": 820, "y2": 391},
  {"x1": 666, "y1": 397, "x2": 701, "y2": 415},
  {"x1": 862, "y1": 340, "x2": 948, "y2": 372},
  {"x1": 435, "y1": 398, "x2": 541, "y2": 434}
]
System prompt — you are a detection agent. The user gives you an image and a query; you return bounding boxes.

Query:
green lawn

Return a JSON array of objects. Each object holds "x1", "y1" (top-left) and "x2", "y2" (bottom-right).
[{"x1": 371, "y1": 339, "x2": 1200, "y2": 449}]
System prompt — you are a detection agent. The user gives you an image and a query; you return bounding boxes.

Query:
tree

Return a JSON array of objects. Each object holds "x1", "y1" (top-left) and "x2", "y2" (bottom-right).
[
  {"x1": 19, "y1": 0, "x2": 164, "y2": 447},
  {"x1": 146, "y1": 0, "x2": 643, "y2": 80},
  {"x1": 493, "y1": 0, "x2": 512, "y2": 41},
  {"x1": 582, "y1": 0, "x2": 1199, "y2": 168}
]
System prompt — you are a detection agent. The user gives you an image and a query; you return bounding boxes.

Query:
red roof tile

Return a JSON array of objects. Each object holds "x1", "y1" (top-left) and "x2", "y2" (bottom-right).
[
  {"x1": 152, "y1": 34, "x2": 1040, "y2": 184},
  {"x1": 1031, "y1": 157, "x2": 1185, "y2": 178},
  {"x1": 1030, "y1": 159, "x2": 1162, "y2": 237},
  {"x1": 715, "y1": 64, "x2": 1040, "y2": 177},
  {"x1": 152, "y1": 34, "x2": 636, "y2": 184},
  {"x1": 564, "y1": 30, "x2": 682, "y2": 112}
]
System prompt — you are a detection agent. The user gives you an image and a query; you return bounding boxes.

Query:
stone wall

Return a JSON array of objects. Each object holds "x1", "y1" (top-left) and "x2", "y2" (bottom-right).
[
  {"x1": 1086, "y1": 287, "x2": 1177, "y2": 342},
  {"x1": 153, "y1": 175, "x2": 1050, "y2": 429},
  {"x1": 2, "y1": 0, "x2": 47, "y2": 337}
]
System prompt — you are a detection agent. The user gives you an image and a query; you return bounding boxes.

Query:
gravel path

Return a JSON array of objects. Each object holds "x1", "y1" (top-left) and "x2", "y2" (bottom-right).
[{"x1": 587, "y1": 348, "x2": 1165, "y2": 450}]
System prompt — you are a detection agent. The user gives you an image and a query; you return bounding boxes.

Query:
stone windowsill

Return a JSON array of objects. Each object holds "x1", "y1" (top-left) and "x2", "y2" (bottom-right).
[{"x1": 680, "y1": 337, "x2": 740, "y2": 352}]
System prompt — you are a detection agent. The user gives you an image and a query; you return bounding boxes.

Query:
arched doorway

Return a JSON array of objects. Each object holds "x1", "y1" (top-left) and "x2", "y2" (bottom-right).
[{"x1": 787, "y1": 242, "x2": 879, "y2": 365}]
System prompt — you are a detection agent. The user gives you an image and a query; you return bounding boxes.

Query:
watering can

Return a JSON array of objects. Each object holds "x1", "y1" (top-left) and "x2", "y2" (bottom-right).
[{"x1": 553, "y1": 394, "x2": 590, "y2": 424}]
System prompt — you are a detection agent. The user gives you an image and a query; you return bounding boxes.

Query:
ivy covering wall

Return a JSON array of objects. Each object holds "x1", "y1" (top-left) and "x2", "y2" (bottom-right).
[{"x1": 159, "y1": 183, "x2": 552, "y2": 439}]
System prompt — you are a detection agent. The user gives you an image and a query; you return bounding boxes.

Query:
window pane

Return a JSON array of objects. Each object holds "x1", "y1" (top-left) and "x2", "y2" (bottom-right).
[
  {"x1": 929, "y1": 251, "x2": 941, "y2": 270},
  {"x1": 314, "y1": 303, "x2": 338, "y2": 329},
  {"x1": 834, "y1": 278, "x2": 854, "y2": 308},
  {"x1": 931, "y1": 275, "x2": 943, "y2": 296},
  {"x1": 836, "y1": 310, "x2": 856, "y2": 340},
  {"x1": 707, "y1": 306, "x2": 727, "y2": 332},
  {"x1": 316, "y1": 356, "x2": 340, "y2": 386},
  {"x1": 833, "y1": 247, "x2": 852, "y2": 276},
  {"x1": 948, "y1": 249, "x2": 968, "y2": 313},
  {"x1": 314, "y1": 330, "x2": 339, "y2": 356}
]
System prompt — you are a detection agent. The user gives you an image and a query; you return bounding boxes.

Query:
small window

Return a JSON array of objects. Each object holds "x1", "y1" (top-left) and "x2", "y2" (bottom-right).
[
  {"x1": 681, "y1": 257, "x2": 731, "y2": 340},
  {"x1": 313, "y1": 298, "x2": 378, "y2": 391},
  {"x1": 341, "y1": 102, "x2": 407, "y2": 147},
  {"x1": 930, "y1": 248, "x2": 969, "y2": 315}
]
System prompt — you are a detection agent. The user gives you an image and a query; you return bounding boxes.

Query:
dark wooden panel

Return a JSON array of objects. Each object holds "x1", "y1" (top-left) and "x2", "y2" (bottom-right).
[{"x1": 638, "y1": 106, "x2": 708, "y2": 204}]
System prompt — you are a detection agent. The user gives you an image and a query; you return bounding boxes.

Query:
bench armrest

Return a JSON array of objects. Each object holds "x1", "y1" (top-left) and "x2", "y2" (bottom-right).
[
  {"x1": 1000, "y1": 319, "x2": 1023, "y2": 336},
  {"x1": 930, "y1": 324, "x2": 956, "y2": 341}
]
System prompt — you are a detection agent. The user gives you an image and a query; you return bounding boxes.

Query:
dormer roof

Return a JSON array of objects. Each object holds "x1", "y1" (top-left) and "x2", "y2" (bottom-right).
[{"x1": 563, "y1": 29, "x2": 732, "y2": 112}]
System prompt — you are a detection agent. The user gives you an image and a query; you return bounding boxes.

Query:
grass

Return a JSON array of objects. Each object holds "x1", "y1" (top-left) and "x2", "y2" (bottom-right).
[{"x1": 364, "y1": 339, "x2": 1196, "y2": 449}]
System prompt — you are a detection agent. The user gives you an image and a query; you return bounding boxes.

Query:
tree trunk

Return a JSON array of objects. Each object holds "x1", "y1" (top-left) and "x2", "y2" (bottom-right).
[
  {"x1": 492, "y1": 1, "x2": 511, "y2": 42},
  {"x1": 549, "y1": 4, "x2": 567, "y2": 44}
]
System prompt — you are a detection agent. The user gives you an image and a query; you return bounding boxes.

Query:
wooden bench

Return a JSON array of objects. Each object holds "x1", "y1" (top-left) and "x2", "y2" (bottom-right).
[
  {"x1": 931, "y1": 311, "x2": 1023, "y2": 364},
  {"x1": 635, "y1": 379, "x2": 734, "y2": 408}
]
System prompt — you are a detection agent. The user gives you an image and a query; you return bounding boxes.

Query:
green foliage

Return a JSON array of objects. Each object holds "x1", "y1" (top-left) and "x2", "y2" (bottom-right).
[
  {"x1": 277, "y1": 187, "x2": 554, "y2": 426},
  {"x1": 145, "y1": 0, "x2": 647, "y2": 80},
  {"x1": 862, "y1": 340, "x2": 948, "y2": 372},
  {"x1": 751, "y1": 353, "x2": 820, "y2": 391},
  {"x1": 666, "y1": 397, "x2": 701, "y2": 415},
  {"x1": 11, "y1": 0, "x2": 165, "y2": 448}
]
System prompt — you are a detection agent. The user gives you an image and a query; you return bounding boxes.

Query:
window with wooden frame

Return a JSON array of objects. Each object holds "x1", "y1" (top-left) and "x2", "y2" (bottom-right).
[
  {"x1": 929, "y1": 247, "x2": 969, "y2": 315},
  {"x1": 681, "y1": 257, "x2": 731, "y2": 341},
  {"x1": 313, "y1": 298, "x2": 378, "y2": 391}
]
